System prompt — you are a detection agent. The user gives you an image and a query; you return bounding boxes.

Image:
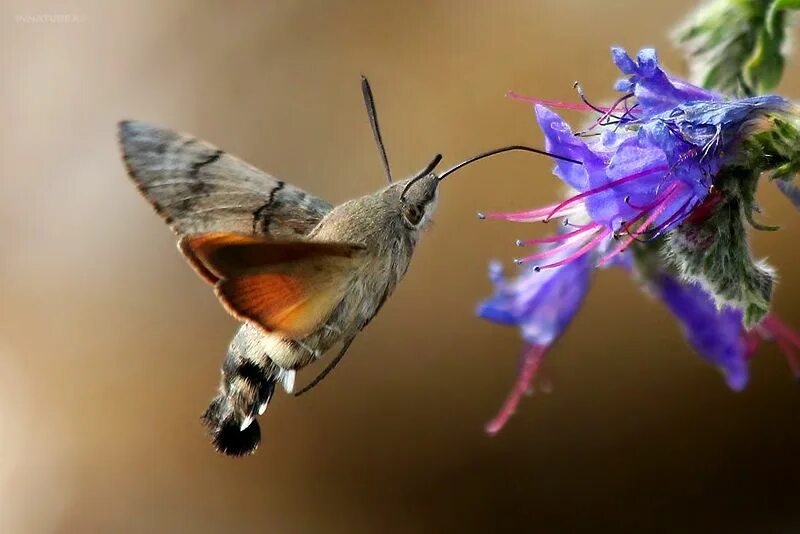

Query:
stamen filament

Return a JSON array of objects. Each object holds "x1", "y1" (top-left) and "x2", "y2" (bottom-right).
[
  {"x1": 635, "y1": 197, "x2": 694, "y2": 240},
  {"x1": 597, "y1": 186, "x2": 681, "y2": 266},
  {"x1": 516, "y1": 223, "x2": 601, "y2": 246},
  {"x1": 534, "y1": 228, "x2": 611, "y2": 271},
  {"x1": 483, "y1": 203, "x2": 584, "y2": 223},
  {"x1": 507, "y1": 91, "x2": 611, "y2": 112},
  {"x1": 486, "y1": 345, "x2": 545, "y2": 435},
  {"x1": 545, "y1": 165, "x2": 670, "y2": 222},
  {"x1": 573, "y1": 82, "x2": 621, "y2": 118},
  {"x1": 579, "y1": 93, "x2": 635, "y2": 134},
  {"x1": 515, "y1": 228, "x2": 601, "y2": 264},
  {"x1": 625, "y1": 183, "x2": 680, "y2": 211}
]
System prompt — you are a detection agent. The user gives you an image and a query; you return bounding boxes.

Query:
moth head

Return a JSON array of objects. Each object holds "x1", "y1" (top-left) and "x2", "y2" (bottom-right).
[{"x1": 398, "y1": 163, "x2": 441, "y2": 229}]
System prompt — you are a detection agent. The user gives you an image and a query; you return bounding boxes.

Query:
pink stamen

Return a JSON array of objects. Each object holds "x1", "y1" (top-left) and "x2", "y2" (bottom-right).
[
  {"x1": 596, "y1": 186, "x2": 681, "y2": 266},
  {"x1": 581, "y1": 93, "x2": 635, "y2": 132},
  {"x1": 641, "y1": 196, "x2": 695, "y2": 237},
  {"x1": 486, "y1": 345, "x2": 545, "y2": 435},
  {"x1": 507, "y1": 91, "x2": 612, "y2": 112},
  {"x1": 516, "y1": 222, "x2": 601, "y2": 246},
  {"x1": 483, "y1": 203, "x2": 584, "y2": 223},
  {"x1": 625, "y1": 182, "x2": 680, "y2": 212},
  {"x1": 626, "y1": 187, "x2": 693, "y2": 242},
  {"x1": 617, "y1": 209, "x2": 651, "y2": 239},
  {"x1": 544, "y1": 165, "x2": 670, "y2": 222},
  {"x1": 621, "y1": 99, "x2": 640, "y2": 120},
  {"x1": 535, "y1": 228, "x2": 612, "y2": 270},
  {"x1": 515, "y1": 227, "x2": 602, "y2": 264},
  {"x1": 561, "y1": 219, "x2": 599, "y2": 229}
]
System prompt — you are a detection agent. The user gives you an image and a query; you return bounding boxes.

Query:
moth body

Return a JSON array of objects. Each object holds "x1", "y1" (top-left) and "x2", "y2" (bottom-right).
[
  {"x1": 204, "y1": 175, "x2": 439, "y2": 455},
  {"x1": 119, "y1": 117, "x2": 440, "y2": 456}
]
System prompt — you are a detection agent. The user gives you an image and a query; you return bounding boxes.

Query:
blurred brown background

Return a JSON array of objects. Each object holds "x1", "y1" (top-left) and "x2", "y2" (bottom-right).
[{"x1": 2, "y1": 1, "x2": 799, "y2": 532}]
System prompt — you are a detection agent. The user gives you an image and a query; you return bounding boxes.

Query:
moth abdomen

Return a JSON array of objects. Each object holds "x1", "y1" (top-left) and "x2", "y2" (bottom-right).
[
  {"x1": 201, "y1": 394, "x2": 262, "y2": 457},
  {"x1": 202, "y1": 345, "x2": 279, "y2": 457}
]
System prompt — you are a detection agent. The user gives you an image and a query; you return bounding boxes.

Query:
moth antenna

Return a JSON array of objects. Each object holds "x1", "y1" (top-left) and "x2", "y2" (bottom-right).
[
  {"x1": 361, "y1": 76, "x2": 393, "y2": 184},
  {"x1": 400, "y1": 154, "x2": 443, "y2": 202},
  {"x1": 438, "y1": 145, "x2": 582, "y2": 181}
]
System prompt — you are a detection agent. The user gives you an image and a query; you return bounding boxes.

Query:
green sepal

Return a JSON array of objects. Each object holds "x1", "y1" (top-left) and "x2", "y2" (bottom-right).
[
  {"x1": 662, "y1": 167, "x2": 774, "y2": 329},
  {"x1": 739, "y1": 113, "x2": 800, "y2": 211}
]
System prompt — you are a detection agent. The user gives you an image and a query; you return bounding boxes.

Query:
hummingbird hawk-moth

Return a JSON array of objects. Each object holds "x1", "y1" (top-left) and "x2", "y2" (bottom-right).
[{"x1": 118, "y1": 77, "x2": 578, "y2": 456}]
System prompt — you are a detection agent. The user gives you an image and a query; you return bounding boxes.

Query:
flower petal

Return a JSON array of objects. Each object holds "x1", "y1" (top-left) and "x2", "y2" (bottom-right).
[
  {"x1": 611, "y1": 47, "x2": 637, "y2": 74},
  {"x1": 612, "y1": 47, "x2": 721, "y2": 118},
  {"x1": 655, "y1": 274, "x2": 749, "y2": 390}
]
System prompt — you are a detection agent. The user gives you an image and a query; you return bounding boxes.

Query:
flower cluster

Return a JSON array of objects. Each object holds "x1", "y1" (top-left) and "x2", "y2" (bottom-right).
[{"x1": 478, "y1": 48, "x2": 800, "y2": 433}]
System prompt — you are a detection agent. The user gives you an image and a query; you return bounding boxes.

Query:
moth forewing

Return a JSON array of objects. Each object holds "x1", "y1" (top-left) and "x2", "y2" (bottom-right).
[{"x1": 118, "y1": 120, "x2": 332, "y2": 239}]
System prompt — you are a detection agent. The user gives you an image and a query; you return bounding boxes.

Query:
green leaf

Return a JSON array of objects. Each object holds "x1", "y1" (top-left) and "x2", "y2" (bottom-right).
[
  {"x1": 744, "y1": 27, "x2": 785, "y2": 92},
  {"x1": 773, "y1": 0, "x2": 800, "y2": 8},
  {"x1": 676, "y1": 0, "x2": 796, "y2": 93},
  {"x1": 769, "y1": 0, "x2": 800, "y2": 32}
]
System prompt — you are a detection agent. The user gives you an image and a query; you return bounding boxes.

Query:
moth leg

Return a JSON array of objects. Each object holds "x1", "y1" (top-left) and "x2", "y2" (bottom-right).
[
  {"x1": 322, "y1": 324, "x2": 342, "y2": 336},
  {"x1": 294, "y1": 336, "x2": 357, "y2": 397},
  {"x1": 294, "y1": 339, "x2": 321, "y2": 359}
]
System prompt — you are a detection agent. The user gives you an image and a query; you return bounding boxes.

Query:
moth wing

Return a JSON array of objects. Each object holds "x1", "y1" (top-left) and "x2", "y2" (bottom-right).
[
  {"x1": 119, "y1": 120, "x2": 332, "y2": 239},
  {"x1": 185, "y1": 233, "x2": 366, "y2": 338}
]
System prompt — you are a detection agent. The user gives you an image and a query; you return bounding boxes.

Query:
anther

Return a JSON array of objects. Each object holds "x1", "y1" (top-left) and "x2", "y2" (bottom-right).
[
  {"x1": 573, "y1": 81, "x2": 616, "y2": 116},
  {"x1": 477, "y1": 212, "x2": 486, "y2": 220},
  {"x1": 515, "y1": 239, "x2": 524, "y2": 247}
]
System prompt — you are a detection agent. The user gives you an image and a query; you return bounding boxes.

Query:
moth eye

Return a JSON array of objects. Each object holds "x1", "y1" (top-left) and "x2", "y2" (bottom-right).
[{"x1": 402, "y1": 204, "x2": 424, "y2": 226}]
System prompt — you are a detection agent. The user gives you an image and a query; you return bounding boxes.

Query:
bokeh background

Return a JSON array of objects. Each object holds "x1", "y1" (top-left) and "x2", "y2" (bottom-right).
[{"x1": 2, "y1": 1, "x2": 799, "y2": 532}]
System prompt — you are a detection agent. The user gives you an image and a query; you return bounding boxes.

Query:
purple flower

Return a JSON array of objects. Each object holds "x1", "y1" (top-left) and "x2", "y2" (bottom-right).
[
  {"x1": 477, "y1": 239, "x2": 592, "y2": 433},
  {"x1": 484, "y1": 47, "x2": 789, "y2": 270},
  {"x1": 477, "y1": 46, "x2": 800, "y2": 434}
]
